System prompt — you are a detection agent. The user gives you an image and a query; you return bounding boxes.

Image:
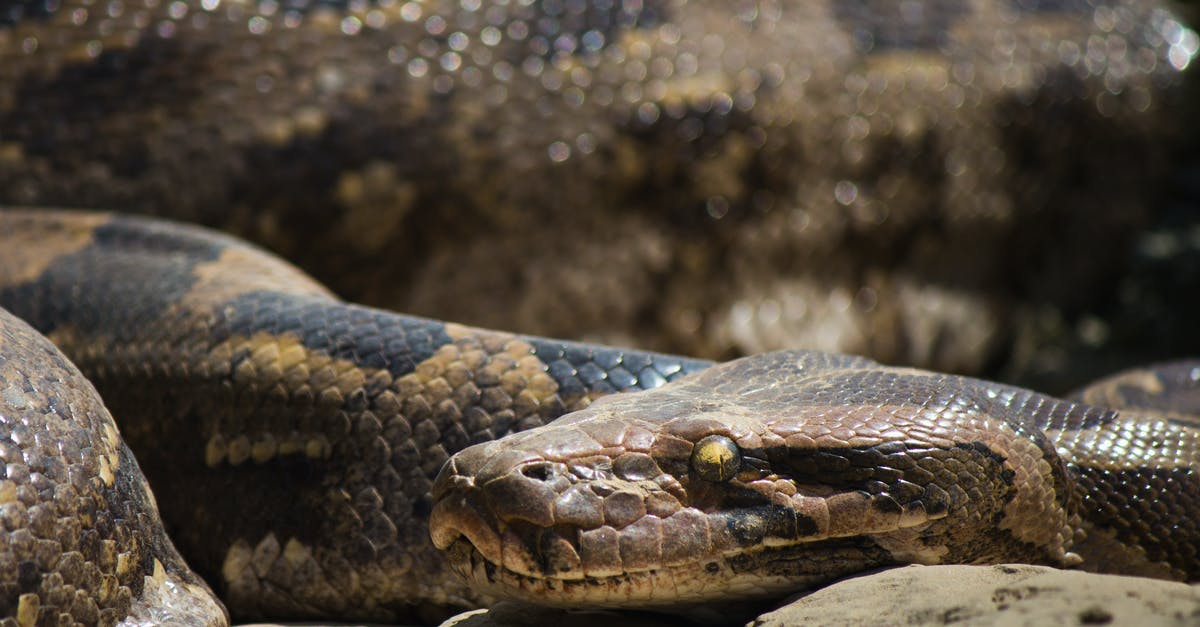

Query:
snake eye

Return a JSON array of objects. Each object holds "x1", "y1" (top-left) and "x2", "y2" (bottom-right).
[{"x1": 690, "y1": 435, "x2": 741, "y2": 482}]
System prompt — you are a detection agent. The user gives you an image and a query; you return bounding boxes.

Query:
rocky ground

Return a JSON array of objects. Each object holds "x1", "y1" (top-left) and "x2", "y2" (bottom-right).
[{"x1": 435, "y1": 565, "x2": 1200, "y2": 627}]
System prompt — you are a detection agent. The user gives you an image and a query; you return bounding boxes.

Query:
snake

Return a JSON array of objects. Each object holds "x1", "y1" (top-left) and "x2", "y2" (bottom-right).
[
  {"x1": 0, "y1": 0, "x2": 1198, "y2": 626},
  {"x1": 2, "y1": 209, "x2": 1199, "y2": 627}
]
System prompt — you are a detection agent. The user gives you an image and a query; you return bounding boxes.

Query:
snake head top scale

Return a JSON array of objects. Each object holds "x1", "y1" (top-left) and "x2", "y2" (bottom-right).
[{"x1": 430, "y1": 350, "x2": 1085, "y2": 608}]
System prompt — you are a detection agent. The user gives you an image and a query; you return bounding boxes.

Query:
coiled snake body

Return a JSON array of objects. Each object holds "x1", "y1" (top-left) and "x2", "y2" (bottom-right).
[
  {"x1": 0, "y1": 0, "x2": 1198, "y2": 625},
  {"x1": 1, "y1": 210, "x2": 1199, "y2": 625}
]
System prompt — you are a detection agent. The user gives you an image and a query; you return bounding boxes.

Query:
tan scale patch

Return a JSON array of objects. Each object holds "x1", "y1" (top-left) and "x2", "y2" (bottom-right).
[
  {"x1": 1045, "y1": 413, "x2": 1200, "y2": 472},
  {"x1": 443, "y1": 325, "x2": 567, "y2": 408},
  {"x1": 203, "y1": 331, "x2": 385, "y2": 467},
  {"x1": 177, "y1": 245, "x2": 335, "y2": 316},
  {"x1": 15, "y1": 593, "x2": 37, "y2": 627},
  {"x1": 1076, "y1": 369, "x2": 1165, "y2": 409},
  {"x1": 96, "y1": 440, "x2": 117, "y2": 488},
  {"x1": 394, "y1": 329, "x2": 565, "y2": 442},
  {"x1": 222, "y1": 533, "x2": 345, "y2": 614},
  {"x1": 968, "y1": 415, "x2": 1077, "y2": 564},
  {"x1": 0, "y1": 480, "x2": 17, "y2": 504},
  {"x1": 116, "y1": 552, "x2": 134, "y2": 577},
  {"x1": 334, "y1": 161, "x2": 416, "y2": 255},
  {"x1": 221, "y1": 540, "x2": 254, "y2": 587},
  {"x1": 0, "y1": 209, "x2": 110, "y2": 288}
]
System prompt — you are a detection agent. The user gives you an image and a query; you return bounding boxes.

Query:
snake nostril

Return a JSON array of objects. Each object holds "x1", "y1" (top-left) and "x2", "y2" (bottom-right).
[{"x1": 520, "y1": 462, "x2": 556, "y2": 482}]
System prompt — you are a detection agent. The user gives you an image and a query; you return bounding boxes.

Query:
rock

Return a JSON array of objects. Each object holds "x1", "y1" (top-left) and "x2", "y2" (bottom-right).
[
  {"x1": 440, "y1": 565, "x2": 1200, "y2": 627},
  {"x1": 753, "y1": 565, "x2": 1200, "y2": 627}
]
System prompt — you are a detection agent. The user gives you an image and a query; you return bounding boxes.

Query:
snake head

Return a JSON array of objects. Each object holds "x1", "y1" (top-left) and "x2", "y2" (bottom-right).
[{"x1": 430, "y1": 350, "x2": 1080, "y2": 608}]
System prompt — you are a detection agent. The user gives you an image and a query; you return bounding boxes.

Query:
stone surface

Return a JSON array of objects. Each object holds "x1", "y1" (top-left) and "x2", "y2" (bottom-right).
[{"x1": 754, "y1": 565, "x2": 1200, "y2": 627}]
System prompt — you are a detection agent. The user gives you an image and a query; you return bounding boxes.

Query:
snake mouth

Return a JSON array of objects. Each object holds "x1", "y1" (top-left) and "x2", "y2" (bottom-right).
[
  {"x1": 430, "y1": 485, "x2": 504, "y2": 567},
  {"x1": 433, "y1": 515, "x2": 886, "y2": 609},
  {"x1": 430, "y1": 480, "x2": 878, "y2": 608},
  {"x1": 436, "y1": 535, "x2": 697, "y2": 608},
  {"x1": 431, "y1": 482, "x2": 723, "y2": 607},
  {"x1": 432, "y1": 485, "x2": 599, "y2": 585},
  {"x1": 435, "y1": 531, "x2": 745, "y2": 609}
]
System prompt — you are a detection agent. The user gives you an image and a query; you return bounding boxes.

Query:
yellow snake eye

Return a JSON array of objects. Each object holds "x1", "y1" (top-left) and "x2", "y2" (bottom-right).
[{"x1": 690, "y1": 435, "x2": 742, "y2": 482}]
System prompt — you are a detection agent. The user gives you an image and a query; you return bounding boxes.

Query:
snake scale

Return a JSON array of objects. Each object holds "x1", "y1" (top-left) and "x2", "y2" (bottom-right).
[{"x1": 0, "y1": 0, "x2": 1199, "y2": 626}]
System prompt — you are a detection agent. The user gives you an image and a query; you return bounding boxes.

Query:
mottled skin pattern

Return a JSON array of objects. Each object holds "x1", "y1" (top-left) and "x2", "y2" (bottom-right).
[
  {"x1": 0, "y1": 210, "x2": 710, "y2": 624},
  {"x1": 0, "y1": 308, "x2": 225, "y2": 627},
  {"x1": 0, "y1": 0, "x2": 1193, "y2": 381},
  {"x1": 431, "y1": 351, "x2": 1200, "y2": 609}
]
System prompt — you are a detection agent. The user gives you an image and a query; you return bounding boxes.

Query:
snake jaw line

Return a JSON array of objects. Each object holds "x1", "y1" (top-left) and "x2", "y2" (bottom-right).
[{"x1": 814, "y1": 489, "x2": 947, "y2": 539}]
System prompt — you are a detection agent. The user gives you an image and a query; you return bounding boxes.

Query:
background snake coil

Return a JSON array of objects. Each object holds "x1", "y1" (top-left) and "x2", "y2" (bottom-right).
[{"x1": 1, "y1": 0, "x2": 1199, "y2": 626}]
